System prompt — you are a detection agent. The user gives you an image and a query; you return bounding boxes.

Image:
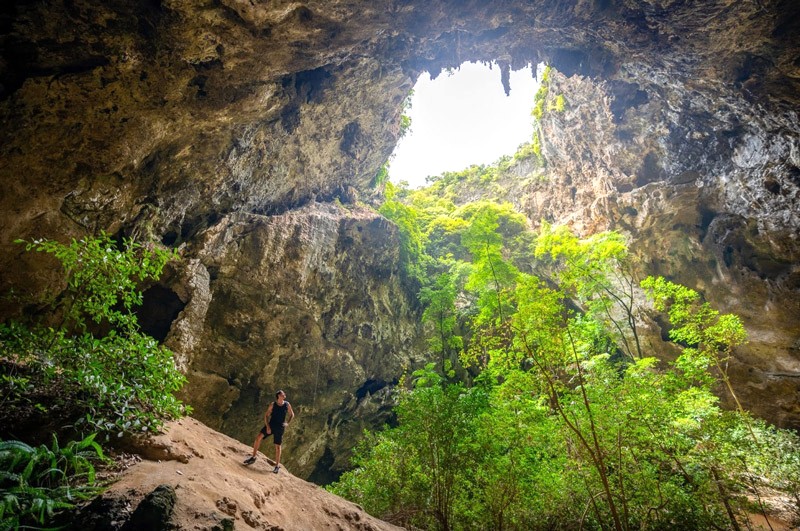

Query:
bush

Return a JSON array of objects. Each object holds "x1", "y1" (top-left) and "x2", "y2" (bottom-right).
[{"x1": 0, "y1": 234, "x2": 188, "y2": 438}]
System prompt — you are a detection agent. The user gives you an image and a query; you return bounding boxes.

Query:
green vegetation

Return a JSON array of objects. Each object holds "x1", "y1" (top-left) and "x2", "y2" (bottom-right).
[
  {"x1": 372, "y1": 161, "x2": 391, "y2": 189},
  {"x1": 379, "y1": 185, "x2": 430, "y2": 288},
  {"x1": 0, "y1": 434, "x2": 105, "y2": 528},
  {"x1": 551, "y1": 93, "x2": 566, "y2": 112},
  {"x1": 531, "y1": 131, "x2": 542, "y2": 160},
  {"x1": 531, "y1": 65, "x2": 567, "y2": 121},
  {"x1": 531, "y1": 65, "x2": 552, "y2": 121},
  {"x1": 1, "y1": 234, "x2": 188, "y2": 528},
  {"x1": 523, "y1": 64, "x2": 566, "y2": 166},
  {"x1": 399, "y1": 114, "x2": 412, "y2": 139},
  {"x1": 331, "y1": 171, "x2": 800, "y2": 529},
  {"x1": 1, "y1": 234, "x2": 187, "y2": 437},
  {"x1": 399, "y1": 90, "x2": 414, "y2": 139},
  {"x1": 511, "y1": 140, "x2": 536, "y2": 162}
]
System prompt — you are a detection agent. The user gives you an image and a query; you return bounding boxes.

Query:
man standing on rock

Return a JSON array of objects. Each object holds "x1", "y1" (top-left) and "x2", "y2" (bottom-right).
[{"x1": 244, "y1": 389, "x2": 295, "y2": 473}]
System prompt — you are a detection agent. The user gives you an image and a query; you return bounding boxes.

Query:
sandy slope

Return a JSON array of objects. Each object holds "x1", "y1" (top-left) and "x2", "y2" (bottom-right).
[{"x1": 96, "y1": 417, "x2": 402, "y2": 531}]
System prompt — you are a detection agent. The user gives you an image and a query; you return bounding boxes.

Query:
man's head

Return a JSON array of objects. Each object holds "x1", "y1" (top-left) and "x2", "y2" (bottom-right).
[{"x1": 276, "y1": 390, "x2": 286, "y2": 400}]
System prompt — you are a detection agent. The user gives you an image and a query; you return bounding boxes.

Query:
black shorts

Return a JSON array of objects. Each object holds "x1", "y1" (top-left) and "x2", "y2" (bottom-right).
[{"x1": 260, "y1": 425, "x2": 285, "y2": 445}]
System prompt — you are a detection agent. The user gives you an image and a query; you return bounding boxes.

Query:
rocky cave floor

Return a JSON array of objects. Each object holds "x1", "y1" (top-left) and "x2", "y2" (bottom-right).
[{"x1": 72, "y1": 417, "x2": 402, "y2": 531}]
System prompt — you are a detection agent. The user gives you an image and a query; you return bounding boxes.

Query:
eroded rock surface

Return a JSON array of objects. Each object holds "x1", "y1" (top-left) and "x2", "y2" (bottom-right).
[
  {"x1": 73, "y1": 417, "x2": 403, "y2": 531},
  {"x1": 165, "y1": 203, "x2": 422, "y2": 480}
]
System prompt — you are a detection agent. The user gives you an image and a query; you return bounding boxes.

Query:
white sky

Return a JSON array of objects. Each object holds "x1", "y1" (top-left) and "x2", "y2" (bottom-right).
[{"x1": 389, "y1": 61, "x2": 539, "y2": 188}]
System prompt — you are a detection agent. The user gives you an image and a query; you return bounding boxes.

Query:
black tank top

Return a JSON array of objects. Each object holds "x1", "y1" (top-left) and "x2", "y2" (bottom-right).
[{"x1": 270, "y1": 401, "x2": 289, "y2": 427}]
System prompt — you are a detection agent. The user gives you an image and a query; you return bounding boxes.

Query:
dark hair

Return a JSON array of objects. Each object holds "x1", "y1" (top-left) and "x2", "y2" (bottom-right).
[{"x1": 276, "y1": 390, "x2": 285, "y2": 398}]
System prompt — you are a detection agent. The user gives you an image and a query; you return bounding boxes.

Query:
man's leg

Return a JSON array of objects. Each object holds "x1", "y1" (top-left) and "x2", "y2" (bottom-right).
[
  {"x1": 244, "y1": 431, "x2": 265, "y2": 464},
  {"x1": 251, "y1": 433, "x2": 264, "y2": 456},
  {"x1": 271, "y1": 427, "x2": 284, "y2": 472}
]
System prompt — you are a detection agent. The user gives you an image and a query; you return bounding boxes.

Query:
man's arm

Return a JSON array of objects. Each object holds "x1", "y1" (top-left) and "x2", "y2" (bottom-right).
[
  {"x1": 285, "y1": 403, "x2": 295, "y2": 426},
  {"x1": 264, "y1": 403, "x2": 274, "y2": 429}
]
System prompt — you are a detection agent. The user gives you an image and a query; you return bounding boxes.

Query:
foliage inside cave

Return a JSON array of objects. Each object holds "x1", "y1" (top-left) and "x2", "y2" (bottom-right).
[
  {"x1": 0, "y1": 434, "x2": 105, "y2": 529},
  {"x1": 0, "y1": 235, "x2": 188, "y2": 439},
  {"x1": 331, "y1": 164, "x2": 800, "y2": 530}
]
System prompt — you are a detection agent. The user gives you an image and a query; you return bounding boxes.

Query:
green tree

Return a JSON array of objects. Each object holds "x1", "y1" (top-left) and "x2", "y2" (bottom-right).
[
  {"x1": 641, "y1": 276, "x2": 785, "y2": 528},
  {"x1": 378, "y1": 194, "x2": 429, "y2": 289},
  {"x1": 535, "y1": 221, "x2": 644, "y2": 360},
  {"x1": 335, "y1": 258, "x2": 800, "y2": 530},
  {"x1": 461, "y1": 205, "x2": 521, "y2": 329},
  {"x1": 326, "y1": 431, "x2": 428, "y2": 528},
  {"x1": 329, "y1": 365, "x2": 487, "y2": 531},
  {"x1": 642, "y1": 276, "x2": 747, "y2": 409},
  {"x1": 369, "y1": 167, "x2": 800, "y2": 529},
  {"x1": 467, "y1": 369, "x2": 568, "y2": 530},
  {"x1": 399, "y1": 90, "x2": 414, "y2": 139},
  {"x1": 420, "y1": 264, "x2": 467, "y2": 375}
]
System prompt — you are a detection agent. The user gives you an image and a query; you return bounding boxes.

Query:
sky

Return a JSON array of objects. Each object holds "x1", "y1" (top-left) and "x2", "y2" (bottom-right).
[{"x1": 389, "y1": 61, "x2": 539, "y2": 188}]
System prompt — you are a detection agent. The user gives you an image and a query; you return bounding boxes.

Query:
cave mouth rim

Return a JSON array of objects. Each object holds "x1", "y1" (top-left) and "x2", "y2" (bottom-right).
[{"x1": 387, "y1": 60, "x2": 542, "y2": 189}]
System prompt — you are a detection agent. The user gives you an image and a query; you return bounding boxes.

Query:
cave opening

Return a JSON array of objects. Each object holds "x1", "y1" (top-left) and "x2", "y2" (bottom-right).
[
  {"x1": 388, "y1": 61, "x2": 540, "y2": 188},
  {"x1": 136, "y1": 285, "x2": 186, "y2": 342}
]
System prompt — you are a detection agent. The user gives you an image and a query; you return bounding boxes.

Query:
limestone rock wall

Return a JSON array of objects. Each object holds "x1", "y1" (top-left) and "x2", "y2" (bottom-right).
[
  {"x1": 164, "y1": 203, "x2": 422, "y2": 480},
  {"x1": 0, "y1": 0, "x2": 414, "y2": 308},
  {"x1": 522, "y1": 68, "x2": 800, "y2": 426}
]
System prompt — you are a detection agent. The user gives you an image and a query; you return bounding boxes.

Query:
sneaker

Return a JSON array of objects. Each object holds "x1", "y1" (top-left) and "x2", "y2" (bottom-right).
[
  {"x1": 272, "y1": 466, "x2": 280, "y2": 474},
  {"x1": 243, "y1": 456, "x2": 256, "y2": 465}
]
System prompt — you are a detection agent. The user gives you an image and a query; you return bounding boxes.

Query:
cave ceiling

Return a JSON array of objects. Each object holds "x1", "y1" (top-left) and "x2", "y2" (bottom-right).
[{"x1": 2, "y1": 0, "x2": 798, "y2": 248}]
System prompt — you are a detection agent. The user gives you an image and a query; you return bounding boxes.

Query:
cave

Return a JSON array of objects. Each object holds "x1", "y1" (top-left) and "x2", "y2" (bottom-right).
[
  {"x1": 137, "y1": 285, "x2": 186, "y2": 342},
  {"x1": 1, "y1": 0, "x2": 799, "y2": 482}
]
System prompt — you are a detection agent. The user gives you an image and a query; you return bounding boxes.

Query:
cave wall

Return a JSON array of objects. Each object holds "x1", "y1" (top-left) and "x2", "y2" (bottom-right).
[
  {"x1": 161, "y1": 203, "x2": 422, "y2": 479},
  {"x1": 2, "y1": 0, "x2": 800, "y2": 477},
  {"x1": 515, "y1": 68, "x2": 800, "y2": 427}
]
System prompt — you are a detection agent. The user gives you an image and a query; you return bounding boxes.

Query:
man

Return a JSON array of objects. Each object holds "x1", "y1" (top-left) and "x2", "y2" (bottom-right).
[{"x1": 244, "y1": 389, "x2": 295, "y2": 473}]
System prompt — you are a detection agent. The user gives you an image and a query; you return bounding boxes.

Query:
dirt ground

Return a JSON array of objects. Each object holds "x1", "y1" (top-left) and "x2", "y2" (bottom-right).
[{"x1": 93, "y1": 417, "x2": 403, "y2": 531}]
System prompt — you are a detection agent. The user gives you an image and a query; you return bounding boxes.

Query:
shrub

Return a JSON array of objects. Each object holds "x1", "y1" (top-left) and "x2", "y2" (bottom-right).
[{"x1": 0, "y1": 234, "x2": 188, "y2": 438}]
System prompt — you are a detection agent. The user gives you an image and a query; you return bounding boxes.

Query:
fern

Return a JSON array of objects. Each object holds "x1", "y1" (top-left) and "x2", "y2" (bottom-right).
[{"x1": 0, "y1": 434, "x2": 104, "y2": 529}]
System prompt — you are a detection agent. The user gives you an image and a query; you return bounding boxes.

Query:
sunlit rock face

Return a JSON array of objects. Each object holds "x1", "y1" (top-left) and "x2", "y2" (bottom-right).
[
  {"x1": 527, "y1": 65, "x2": 800, "y2": 428},
  {"x1": 1, "y1": 0, "x2": 799, "y2": 478}
]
